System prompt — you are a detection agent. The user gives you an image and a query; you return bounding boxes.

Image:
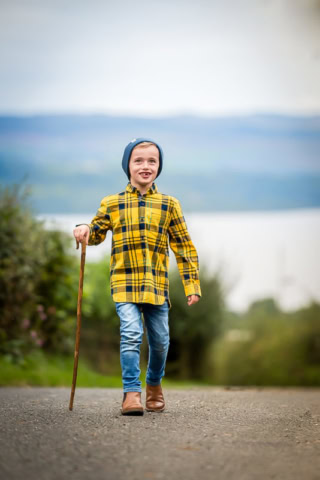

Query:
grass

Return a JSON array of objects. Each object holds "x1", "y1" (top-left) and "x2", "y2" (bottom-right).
[
  {"x1": 0, "y1": 350, "x2": 204, "y2": 388},
  {"x1": 0, "y1": 350, "x2": 122, "y2": 387}
]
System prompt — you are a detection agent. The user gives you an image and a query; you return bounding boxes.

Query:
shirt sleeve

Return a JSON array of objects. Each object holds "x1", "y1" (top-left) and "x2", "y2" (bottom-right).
[
  {"x1": 168, "y1": 198, "x2": 202, "y2": 298},
  {"x1": 87, "y1": 196, "x2": 112, "y2": 246}
]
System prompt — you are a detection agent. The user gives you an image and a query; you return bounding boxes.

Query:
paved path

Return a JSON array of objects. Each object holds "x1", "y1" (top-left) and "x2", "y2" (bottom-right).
[{"x1": 0, "y1": 387, "x2": 319, "y2": 480}]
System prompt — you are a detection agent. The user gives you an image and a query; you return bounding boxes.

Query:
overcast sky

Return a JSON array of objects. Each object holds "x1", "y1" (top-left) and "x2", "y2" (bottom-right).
[{"x1": 1, "y1": 0, "x2": 320, "y2": 116}]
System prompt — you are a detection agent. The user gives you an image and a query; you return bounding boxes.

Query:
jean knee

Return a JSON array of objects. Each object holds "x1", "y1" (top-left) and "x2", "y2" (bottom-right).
[
  {"x1": 120, "y1": 329, "x2": 143, "y2": 346},
  {"x1": 116, "y1": 303, "x2": 143, "y2": 347},
  {"x1": 151, "y1": 336, "x2": 170, "y2": 353}
]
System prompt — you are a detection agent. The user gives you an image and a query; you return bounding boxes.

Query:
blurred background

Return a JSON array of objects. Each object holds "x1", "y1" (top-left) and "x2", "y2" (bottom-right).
[{"x1": 1, "y1": 0, "x2": 319, "y2": 387}]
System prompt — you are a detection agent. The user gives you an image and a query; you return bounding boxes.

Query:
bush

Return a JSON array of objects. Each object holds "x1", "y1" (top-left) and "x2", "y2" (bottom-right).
[
  {"x1": 166, "y1": 267, "x2": 225, "y2": 380},
  {"x1": 0, "y1": 184, "x2": 78, "y2": 362},
  {"x1": 212, "y1": 298, "x2": 320, "y2": 386}
]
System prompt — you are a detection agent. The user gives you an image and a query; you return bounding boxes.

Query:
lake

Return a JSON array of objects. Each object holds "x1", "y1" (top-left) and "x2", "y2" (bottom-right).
[{"x1": 37, "y1": 208, "x2": 320, "y2": 314}]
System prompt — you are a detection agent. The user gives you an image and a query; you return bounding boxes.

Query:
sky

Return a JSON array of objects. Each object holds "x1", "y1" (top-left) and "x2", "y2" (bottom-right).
[{"x1": 0, "y1": 0, "x2": 320, "y2": 117}]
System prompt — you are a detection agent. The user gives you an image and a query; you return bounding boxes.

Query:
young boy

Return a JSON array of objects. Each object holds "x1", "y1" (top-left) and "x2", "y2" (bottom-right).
[{"x1": 73, "y1": 138, "x2": 201, "y2": 416}]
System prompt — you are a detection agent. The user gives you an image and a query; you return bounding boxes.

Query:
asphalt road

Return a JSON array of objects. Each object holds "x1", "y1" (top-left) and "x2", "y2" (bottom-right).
[{"x1": 0, "y1": 387, "x2": 319, "y2": 480}]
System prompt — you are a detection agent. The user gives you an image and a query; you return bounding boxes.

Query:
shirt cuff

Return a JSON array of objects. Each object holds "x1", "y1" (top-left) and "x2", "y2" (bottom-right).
[{"x1": 184, "y1": 283, "x2": 202, "y2": 297}]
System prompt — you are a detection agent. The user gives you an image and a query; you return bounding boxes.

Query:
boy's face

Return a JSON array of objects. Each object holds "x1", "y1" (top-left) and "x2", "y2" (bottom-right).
[{"x1": 129, "y1": 144, "x2": 160, "y2": 189}]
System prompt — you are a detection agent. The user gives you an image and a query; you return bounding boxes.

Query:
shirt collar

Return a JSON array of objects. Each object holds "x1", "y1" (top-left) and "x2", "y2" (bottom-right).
[{"x1": 126, "y1": 182, "x2": 158, "y2": 195}]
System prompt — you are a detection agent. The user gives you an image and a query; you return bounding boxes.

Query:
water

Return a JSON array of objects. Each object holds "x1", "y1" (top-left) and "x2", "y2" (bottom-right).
[{"x1": 37, "y1": 208, "x2": 320, "y2": 313}]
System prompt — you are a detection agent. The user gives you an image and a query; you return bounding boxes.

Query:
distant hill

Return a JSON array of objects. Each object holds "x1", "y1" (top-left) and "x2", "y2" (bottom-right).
[{"x1": 0, "y1": 113, "x2": 319, "y2": 213}]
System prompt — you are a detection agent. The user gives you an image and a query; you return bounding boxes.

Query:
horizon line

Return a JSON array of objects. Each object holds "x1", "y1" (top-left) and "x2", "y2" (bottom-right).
[{"x1": 1, "y1": 110, "x2": 320, "y2": 120}]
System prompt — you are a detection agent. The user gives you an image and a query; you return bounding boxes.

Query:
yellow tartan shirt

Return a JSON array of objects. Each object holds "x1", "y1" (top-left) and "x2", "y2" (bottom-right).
[{"x1": 87, "y1": 182, "x2": 201, "y2": 309}]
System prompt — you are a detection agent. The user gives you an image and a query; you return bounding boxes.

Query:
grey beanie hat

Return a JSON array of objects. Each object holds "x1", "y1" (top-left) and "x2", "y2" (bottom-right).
[{"x1": 122, "y1": 137, "x2": 163, "y2": 180}]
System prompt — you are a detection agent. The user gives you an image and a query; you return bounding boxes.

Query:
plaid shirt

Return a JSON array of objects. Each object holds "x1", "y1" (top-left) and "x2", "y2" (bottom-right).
[{"x1": 87, "y1": 182, "x2": 201, "y2": 308}]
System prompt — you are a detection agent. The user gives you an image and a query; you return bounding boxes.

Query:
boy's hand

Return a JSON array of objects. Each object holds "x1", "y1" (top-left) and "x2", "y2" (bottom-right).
[
  {"x1": 73, "y1": 225, "x2": 90, "y2": 245},
  {"x1": 187, "y1": 294, "x2": 200, "y2": 306}
]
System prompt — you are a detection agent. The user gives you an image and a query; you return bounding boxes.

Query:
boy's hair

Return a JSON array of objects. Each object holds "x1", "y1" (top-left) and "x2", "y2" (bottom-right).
[{"x1": 132, "y1": 141, "x2": 156, "y2": 150}]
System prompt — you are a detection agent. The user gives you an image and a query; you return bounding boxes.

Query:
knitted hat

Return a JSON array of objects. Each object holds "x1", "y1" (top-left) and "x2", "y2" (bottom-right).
[{"x1": 122, "y1": 138, "x2": 163, "y2": 180}]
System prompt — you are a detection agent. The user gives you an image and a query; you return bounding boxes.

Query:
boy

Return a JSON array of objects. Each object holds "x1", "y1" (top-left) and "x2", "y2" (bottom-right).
[{"x1": 73, "y1": 138, "x2": 201, "y2": 416}]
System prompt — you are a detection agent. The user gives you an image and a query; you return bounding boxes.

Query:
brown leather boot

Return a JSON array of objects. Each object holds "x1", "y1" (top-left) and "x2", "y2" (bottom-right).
[
  {"x1": 146, "y1": 383, "x2": 165, "y2": 412},
  {"x1": 121, "y1": 392, "x2": 144, "y2": 416}
]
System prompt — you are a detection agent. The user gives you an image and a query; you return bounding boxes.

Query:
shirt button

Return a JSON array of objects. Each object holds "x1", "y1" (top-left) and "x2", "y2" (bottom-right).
[{"x1": 141, "y1": 201, "x2": 145, "y2": 206}]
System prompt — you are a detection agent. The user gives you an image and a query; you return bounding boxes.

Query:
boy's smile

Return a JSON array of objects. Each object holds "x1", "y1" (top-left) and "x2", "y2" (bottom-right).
[{"x1": 129, "y1": 144, "x2": 160, "y2": 193}]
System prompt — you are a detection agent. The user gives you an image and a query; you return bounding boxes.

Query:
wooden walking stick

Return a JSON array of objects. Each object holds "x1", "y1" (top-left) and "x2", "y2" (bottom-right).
[{"x1": 69, "y1": 239, "x2": 87, "y2": 411}]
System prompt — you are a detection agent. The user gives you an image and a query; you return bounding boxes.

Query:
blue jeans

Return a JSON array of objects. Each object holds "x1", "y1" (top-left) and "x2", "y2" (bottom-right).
[{"x1": 115, "y1": 301, "x2": 170, "y2": 393}]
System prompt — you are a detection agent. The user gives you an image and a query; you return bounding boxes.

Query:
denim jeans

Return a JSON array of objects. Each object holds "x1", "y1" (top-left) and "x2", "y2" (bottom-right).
[{"x1": 115, "y1": 301, "x2": 170, "y2": 393}]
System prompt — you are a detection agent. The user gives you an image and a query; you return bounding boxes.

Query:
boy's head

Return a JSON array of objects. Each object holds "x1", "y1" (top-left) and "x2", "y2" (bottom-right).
[{"x1": 122, "y1": 138, "x2": 163, "y2": 181}]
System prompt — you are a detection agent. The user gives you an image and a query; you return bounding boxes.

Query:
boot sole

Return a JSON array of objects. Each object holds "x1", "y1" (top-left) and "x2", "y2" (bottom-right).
[
  {"x1": 146, "y1": 407, "x2": 165, "y2": 412},
  {"x1": 121, "y1": 409, "x2": 144, "y2": 416}
]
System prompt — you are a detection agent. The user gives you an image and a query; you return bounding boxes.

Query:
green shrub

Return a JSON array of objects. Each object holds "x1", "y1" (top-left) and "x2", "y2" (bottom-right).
[
  {"x1": 166, "y1": 266, "x2": 225, "y2": 380},
  {"x1": 212, "y1": 298, "x2": 320, "y2": 386},
  {"x1": 0, "y1": 184, "x2": 78, "y2": 362}
]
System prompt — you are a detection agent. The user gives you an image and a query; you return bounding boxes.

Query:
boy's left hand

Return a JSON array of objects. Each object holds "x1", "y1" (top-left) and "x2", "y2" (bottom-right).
[{"x1": 187, "y1": 295, "x2": 200, "y2": 306}]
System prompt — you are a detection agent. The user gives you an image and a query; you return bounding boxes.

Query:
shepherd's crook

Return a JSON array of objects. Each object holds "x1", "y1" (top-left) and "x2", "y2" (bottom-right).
[{"x1": 69, "y1": 240, "x2": 87, "y2": 411}]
